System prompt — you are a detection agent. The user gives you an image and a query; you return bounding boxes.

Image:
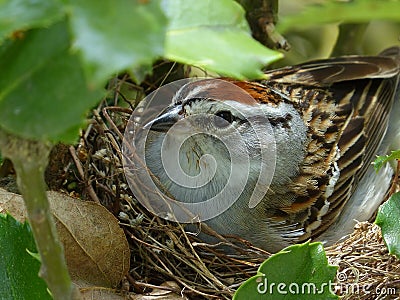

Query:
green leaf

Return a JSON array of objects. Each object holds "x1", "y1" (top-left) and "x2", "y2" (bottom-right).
[
  {"x1": 234, "y1": 242, "x2": 338, "y2": 300},
  {"x1": 163, "y1": 0, "x2": 282, "y2": 80},
  {"x1": 0, "y1": 21, "x2": 103, "y2": 143},
  {"x1": 373, "y1": 150, "x2": 400, "y2": 172},
  {"x1": 0, "y1": 0, "x2": 64, "y2": 43},
  {"x1": 0, "y1": 214, "x2": 51, "y2": 300},
  {"x1": 278, "y1": 0, "x2": 400, "y2": 33},
  {"x1": 66, "y1": 0, "x2": 167, "y2": 86},
  {"x1": 375, "y1": 192, "x2": 400, "y2": 259}
]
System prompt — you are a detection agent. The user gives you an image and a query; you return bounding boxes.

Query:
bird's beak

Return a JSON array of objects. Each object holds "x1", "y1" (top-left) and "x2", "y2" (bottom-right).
[{"x1": 144, "y1": 104, "x2": 182, "y2": 132}]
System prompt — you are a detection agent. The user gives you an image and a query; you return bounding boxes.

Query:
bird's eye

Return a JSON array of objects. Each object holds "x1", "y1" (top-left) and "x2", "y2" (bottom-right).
[{"x1": 214, "y1": 110, "x2": 234, "y2": 128}]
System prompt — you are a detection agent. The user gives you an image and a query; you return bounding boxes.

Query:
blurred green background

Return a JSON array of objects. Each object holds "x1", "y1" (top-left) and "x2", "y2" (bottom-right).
[{"x1": 276, "y1": 0, "x2": 400, "y2": 66}]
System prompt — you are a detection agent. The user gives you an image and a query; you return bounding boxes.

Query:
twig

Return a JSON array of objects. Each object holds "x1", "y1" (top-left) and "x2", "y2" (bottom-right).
[
  {"x1": 236, "y1": 0, "x2": 290, "y2": 50},
  {"x1": 69, "y1": 146, "x2": 101, "y2": 204},
  {"x1": 126, "y1": 275, "x2": 179, "y2": 293}
]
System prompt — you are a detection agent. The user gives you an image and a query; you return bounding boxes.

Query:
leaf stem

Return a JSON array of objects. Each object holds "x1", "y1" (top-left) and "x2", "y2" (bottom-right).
[{"x1": 0, "y1": 129, "x2": 81, "y2": 300}]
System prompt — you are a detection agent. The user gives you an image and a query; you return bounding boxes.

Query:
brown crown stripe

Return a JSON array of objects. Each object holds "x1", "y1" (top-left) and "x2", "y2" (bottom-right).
[{"x1": 227, "y1": 80, "x2": 284, "y2": 105}]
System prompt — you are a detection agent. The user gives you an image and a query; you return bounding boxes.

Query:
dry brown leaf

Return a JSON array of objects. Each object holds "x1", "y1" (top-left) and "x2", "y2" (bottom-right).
[
  {"x1": 0, "y1": 188, "x2": 130, "y2": 288},
  {"x1": 80, "y1": 287, "x2": 125, "y2": 300},
  {"x1": 0, "y1": 188, "x2": 26, "y2": 222}
]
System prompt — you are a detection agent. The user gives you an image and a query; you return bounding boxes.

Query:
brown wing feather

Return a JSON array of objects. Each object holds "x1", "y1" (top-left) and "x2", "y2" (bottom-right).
[
  {"x1": 261, "y1": 48, "x2": 400, "y2": 240},
  {"x1": 265, "y1": 55, "x2": 399, "y2": 84}
]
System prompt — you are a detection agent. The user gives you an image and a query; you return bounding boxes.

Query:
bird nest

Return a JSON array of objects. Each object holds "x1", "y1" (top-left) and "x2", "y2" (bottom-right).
[{"x1": 54, "y1": 73, "x2": 399, "y2": 299}]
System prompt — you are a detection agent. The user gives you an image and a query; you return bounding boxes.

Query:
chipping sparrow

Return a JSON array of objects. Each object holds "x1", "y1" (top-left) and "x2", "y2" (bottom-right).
[{"x1": 133, "y1": 47, "x2": 400, "y2": 252}]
